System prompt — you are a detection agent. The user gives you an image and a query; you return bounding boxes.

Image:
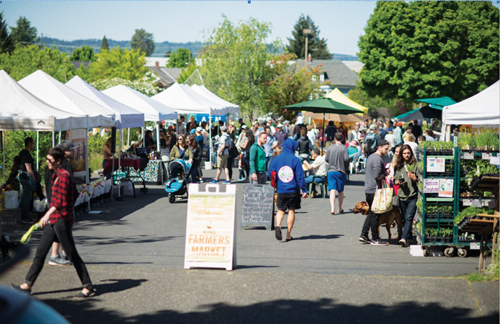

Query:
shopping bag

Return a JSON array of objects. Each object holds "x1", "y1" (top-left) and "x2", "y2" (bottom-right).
[{"x1": 371, "y1": 180, "x2": 393, "y2": 214}]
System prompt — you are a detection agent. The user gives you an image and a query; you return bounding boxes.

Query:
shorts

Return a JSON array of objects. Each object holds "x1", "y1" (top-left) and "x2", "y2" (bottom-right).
[
  {"x1": 277, "y1": 192, "x2": 301, "y2": 211},
  {"x1": 328, "y1": 171, "x2": 347, "y2": 192},
  {"x1": 217, "y1": 154, "x2": 228, "y2": 168}
]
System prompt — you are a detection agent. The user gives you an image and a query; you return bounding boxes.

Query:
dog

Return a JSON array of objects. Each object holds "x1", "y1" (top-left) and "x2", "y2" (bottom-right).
[{"x1": 352, "y1": 201, "x2": 403, "y2": 245}]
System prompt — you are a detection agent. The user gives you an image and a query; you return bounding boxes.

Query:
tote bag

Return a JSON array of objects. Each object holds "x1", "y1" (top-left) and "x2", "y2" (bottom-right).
[{"x1": 371, "y1": 180, "x2": 393, "y2": 214}]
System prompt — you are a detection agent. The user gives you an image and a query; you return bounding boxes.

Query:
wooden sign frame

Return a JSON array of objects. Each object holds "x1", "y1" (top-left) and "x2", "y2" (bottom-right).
[{"x1": 184, "y1": 184, "x2": 237, "y2": 271}]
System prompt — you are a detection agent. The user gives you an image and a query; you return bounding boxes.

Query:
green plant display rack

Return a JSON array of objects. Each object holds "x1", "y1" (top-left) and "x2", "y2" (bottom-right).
[{"x1": 417, "y1": 147, "x2": 499, "y2": 257}]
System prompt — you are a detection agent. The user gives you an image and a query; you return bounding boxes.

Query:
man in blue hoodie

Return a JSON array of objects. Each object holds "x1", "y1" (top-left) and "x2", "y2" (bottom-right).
[{"x1": 268, "y1": 138, "x2": 308, "y2": 242}]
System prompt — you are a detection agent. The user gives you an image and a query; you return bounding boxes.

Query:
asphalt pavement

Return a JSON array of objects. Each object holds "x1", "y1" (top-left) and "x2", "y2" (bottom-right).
[{"x1": 1, "y1": 169, "x2": 498, "y2": 323}]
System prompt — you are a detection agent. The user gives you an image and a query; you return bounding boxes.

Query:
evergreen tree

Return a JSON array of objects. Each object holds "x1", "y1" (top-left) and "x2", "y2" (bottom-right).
[
  {"x1": 0, "y1": 11, "x2": 14, "y2": 54},
  {"x1": 100, "y1": 36, "x2": 109, "y2": 51},
  {"x1": 287, "y1": 15, "x2": 332, "y2": 60},
  {"x1": 165, "y1": 50, "x2": 171, "y2": 57},
  {"x1": 10, "y1": 16, "x2": 37, "y2": 46},
  {"x1": 166, "y1": 48, "x2": 192, "y2": 68},
  {"x1": 69, "y1": 45, "x2": 95, "y2": 61},
  {"x1": 130, "y1": 29, "x2": 155, "y2": 56}
]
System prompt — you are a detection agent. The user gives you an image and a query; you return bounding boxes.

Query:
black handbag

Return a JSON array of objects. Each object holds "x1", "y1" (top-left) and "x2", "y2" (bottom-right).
[{"x1": 228, "y1": 143, "x2": 239, "y2": 159}]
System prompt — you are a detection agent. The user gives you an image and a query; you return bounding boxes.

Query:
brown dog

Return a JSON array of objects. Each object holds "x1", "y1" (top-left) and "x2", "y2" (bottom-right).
[{"x1": 353, "y1": 201, "x2": 402, "y2": 245}]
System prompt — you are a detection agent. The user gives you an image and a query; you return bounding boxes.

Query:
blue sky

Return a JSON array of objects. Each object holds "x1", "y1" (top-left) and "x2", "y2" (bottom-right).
[{"x1": 0, "y1": 1, "x2": 378, "y2": 56}]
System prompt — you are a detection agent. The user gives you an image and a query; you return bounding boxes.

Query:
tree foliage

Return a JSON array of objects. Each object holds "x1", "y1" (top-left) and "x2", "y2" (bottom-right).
[
  {"x1": 358, "y1": 1, "x2": 499, "y2": 107},
  {"x1": 10, "y1": 16, "x2": 37, "y2": 46},
  {"x1": 69, "y1": 45, "x2": 95, "y2": 61},
  {"x1": 0, "y1": 45, "x2": 75, "y2": 82},
  {"x1": 200, "y1": 16, "x2": 282, "y2": 120},
  {"x1": 260, "y1": 53, "x2": 323, "y2": 119},
  {"x1": 90, "y1": 77, "x2": 158, "y2": 96},
  {"x1": 166, "y1": 48, "x2": 192, "y2": 68},
  {"x1": 0, "y1": 11, "x2": 14, "y2": 54},
  {"x1": 177, "y1": 65, "x2": 199, "y2": 84},
  {"x1": 100, "y1": 36, "x2": 109, "y2": 51},
  {"x1": 130, "y1": 29, "x2": 155, "y2": 56},
  {"x1": 287, "y1": 15, "x2": 332, "y2": 60},
  {"x1": 347, "y1": 83, "x2": 400, "y2": 116},
  {"x1": 87, "y1": 46, "x2": 149, "y2": 82}
]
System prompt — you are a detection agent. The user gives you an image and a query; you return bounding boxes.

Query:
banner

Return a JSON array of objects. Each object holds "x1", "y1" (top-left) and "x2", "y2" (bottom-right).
[
  {"x1": 195, "y1": 114, "x2": 226, "y2": 123},
  {"x1": 67, "y1": 129, "x2": 87, "y2": 178}
]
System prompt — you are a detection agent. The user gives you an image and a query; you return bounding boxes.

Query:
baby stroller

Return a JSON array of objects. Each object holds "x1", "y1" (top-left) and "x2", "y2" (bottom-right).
[{"x1": 164, "y1": 159, "x2": 191, "y2": 203}]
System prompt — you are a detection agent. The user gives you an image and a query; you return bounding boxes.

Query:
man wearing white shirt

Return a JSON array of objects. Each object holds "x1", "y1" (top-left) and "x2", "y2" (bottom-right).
[{"x1": 303, "y1": 148, "x2": 328, "y2": 197}]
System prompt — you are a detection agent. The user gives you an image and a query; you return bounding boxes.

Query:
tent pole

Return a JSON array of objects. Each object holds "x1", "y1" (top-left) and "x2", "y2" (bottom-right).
[
  {"x1": 85, "y1": 129, "x2": 90, "y2": 212},
  {"x1": 52, "y1": 131, "x2": 55, "y2": 147},
  {"x1": 127, "y1": 128, "x2": 130, "y2": 147},
  {"x1": 116, "y1": 128, "x2": 122, "y2": 200},
  {"x1": 36, "y1": 131, "x2": 39, "y2": 171},
  {"x1": 142, "y1": 127, "x2": 145, "y2": 148},
  {"x1": 58, "y1": 131, "x2": 62, "y2": 145},
  {"x1": 2, "y1": 131, "x2": 5, "y2": 183},
  {"x1": 156, "y1": 122, "x2": 160, "y2": 154},
  {"x1": 209, "y1": 114, "x2": 213, "y2": 167},
  {"x1": 321, "y1": 111, "x2": 325, "y2": 155}
]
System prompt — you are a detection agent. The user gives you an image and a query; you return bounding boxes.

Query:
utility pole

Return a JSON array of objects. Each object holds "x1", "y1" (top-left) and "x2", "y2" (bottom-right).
[
  {"x1": 188, "y1": 49, "x2": 191, "y2": 66},
  {"x1": 40, "y1": 33, "x2": 43, "y2": 50},
  {"x1": 303, "y1": 29, "x2": 311, "y2": 63}
]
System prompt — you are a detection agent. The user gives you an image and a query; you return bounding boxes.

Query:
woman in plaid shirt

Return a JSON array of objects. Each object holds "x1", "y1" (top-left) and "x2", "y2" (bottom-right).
[{"x1": 15, "y1": 147, "x2": 95, "y2": 297}]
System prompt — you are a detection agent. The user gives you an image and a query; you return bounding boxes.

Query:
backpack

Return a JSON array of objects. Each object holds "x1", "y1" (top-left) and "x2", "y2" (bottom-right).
[
  {"x1": 228, "y1": 139, "x2": 239, "y2": 159},
  {"x1": 364, "y1": 133, "x2": 378, "y2": 157}
]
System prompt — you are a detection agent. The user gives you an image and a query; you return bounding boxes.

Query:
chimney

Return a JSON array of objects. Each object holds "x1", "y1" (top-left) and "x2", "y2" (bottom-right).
[
  {"x1": 155, "y1": 61, "x2": 159, "y2": 69},
  {"x1": 308, "y1": 53, "x2": 312, "y2": 63}
]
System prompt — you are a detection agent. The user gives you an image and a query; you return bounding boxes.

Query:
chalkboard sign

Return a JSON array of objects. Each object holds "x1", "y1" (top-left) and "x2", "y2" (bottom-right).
[{"x1": 241, "y1": 184, "x2": 274, "y2": 230}]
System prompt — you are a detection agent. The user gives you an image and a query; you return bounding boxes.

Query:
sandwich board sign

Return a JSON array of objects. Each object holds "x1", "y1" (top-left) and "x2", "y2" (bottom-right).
[{"x1": 184, "y1": 184, "x2": 237, "y2": 271}]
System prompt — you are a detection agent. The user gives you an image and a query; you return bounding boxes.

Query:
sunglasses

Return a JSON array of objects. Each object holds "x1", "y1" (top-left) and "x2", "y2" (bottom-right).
[{"x1": 46, "y1": 157, "x2": 55, "y2": 163}]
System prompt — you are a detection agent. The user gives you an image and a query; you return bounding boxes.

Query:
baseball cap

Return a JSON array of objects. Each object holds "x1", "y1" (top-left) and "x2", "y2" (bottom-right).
[
  {"x1": 190, "y1": 129, "x2": 196, "y2": 134},
  {"x1": 220, "y1": 126, "x2": 228, "y2": 132},
  {"x1": 277, "y1": 123, "x2": 284, "y2": 128},
  {"x1": 369, "y1": 124, "x2": 377, "y2": 130},
  {"x1": 58, "y1": 141, "x2": 74, "y2": 151},
  {"x1": 388, "y1": 128, "x2": 393, "y2": 132},
  {"x1": 196, "y1": 127, "x2": 203, "y2": 132},
  {"x1": 241, "y1": 125, "x2": 248, "y2": 129}
]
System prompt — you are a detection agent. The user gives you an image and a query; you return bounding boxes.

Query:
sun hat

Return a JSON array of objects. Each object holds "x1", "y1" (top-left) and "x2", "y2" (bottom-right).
[
  {"x1": 369, "y1": 124, "x2": 377, "y2": 130},
  {"x1": 220, "y1": 126, "x2": 228, "y2": 132}
]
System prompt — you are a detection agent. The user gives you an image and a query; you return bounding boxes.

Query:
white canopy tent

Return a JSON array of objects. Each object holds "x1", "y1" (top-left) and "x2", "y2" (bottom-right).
[
  {"x1": 103, "y1": 85, "x2": 177, "y2": 152},
  {"x1": 0, "y1": 70, "x2": 88, "y2": 131},
  {"x1": 19, "y1": 70, "x2": 116, "y2": 129},
  {"x1": 151, "y1": 82, "x2": 218, "y2": 115},
  {"x1": 190, "y1": 84, "x2": 239, "y2": 114},
  {"x1": 442, "y1": 81, "x2": 499, "y2": 125},
  {"x1": 66, "y1": 76, "x2": 145, "y2": 129}
]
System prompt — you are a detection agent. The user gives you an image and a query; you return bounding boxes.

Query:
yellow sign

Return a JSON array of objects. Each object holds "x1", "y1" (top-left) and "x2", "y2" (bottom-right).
[{"x1": 184, "y1": 184, "x2": 236, "y2": 270}]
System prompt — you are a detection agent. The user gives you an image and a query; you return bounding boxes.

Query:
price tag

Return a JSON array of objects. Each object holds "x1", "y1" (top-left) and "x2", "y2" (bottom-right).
[
  {"x1": 470, "y1": 242, "x2": 480, "y2": 250},
  {"x1": 482, "y1": 153, "x2": 491, "y2": 160},
  {"x1": 462, "y1": 152, "x2": 474, "y2": 160},
  {"x1": 462, "y1": 199, "x2": 472, "y2": 206}
]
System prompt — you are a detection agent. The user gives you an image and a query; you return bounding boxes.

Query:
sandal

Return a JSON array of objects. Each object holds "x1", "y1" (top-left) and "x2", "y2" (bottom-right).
[
  {"x1": 285, "y1": 237, "x2": 294, "y2": 242},
  {"x1": 11, "y1": 284, "x2": 31, "y2": 295},
  {"x1": 275, "y1": 226, "x2": 282, "y2": 241},
  {"x1": 75, "y1": 288, "x2": 96, "y2": 298}
]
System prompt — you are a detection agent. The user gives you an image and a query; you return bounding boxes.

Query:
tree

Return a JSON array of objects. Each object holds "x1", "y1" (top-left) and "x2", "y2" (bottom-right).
[
  {"x1": 200, "y1": 16, "x2": 282, "y2": 119},
  {"x1": 177, "y1": 65, "x2": 199, "y2": 84},
  {"x1": 0, "y1": 45, "x2": 75, "y2": 82},
  {"x1": 91, "y1": 77, "x2": 158, "y2": 96},
  {"x1": 287, "y1": 15, "x2": 332, "y2": 60},
  {"x1": 0, "y1": 11, "x2": 14, "y2": 54},
  {"x1": 347, "y1": 82, "x2": 400, "y2": 116},
  {"x1": 100, "y1": 36, "x2": 109, "y2": 51},
  {"x1": 130, "y1": 29, "x2": 155, "y2": 56},
  {"x1": 166, "y1": 48, "x2": 192, "y2": 68},
  {"x1": 358, "y1": 1, "x2": 499, "y2": 109},
  {"x1": 69, "y1": 45, "x2": 95, "y2": 61},
  {"x1": 88, "y1": 46, "x2": 149, "y2": 82},
  {"x1": 165, "y1": 50, "x2": 171, "y2": 58},
  {"x1": 260, "y1": 53, "x2": 323, "y2": 118},
  {"x1": 10, "y1": 16, "x2": 37, "y2": 46}
]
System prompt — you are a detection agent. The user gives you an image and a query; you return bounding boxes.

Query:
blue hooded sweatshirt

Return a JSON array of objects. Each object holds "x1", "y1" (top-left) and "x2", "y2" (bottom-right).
[{"x1": 268, "y1": 138, "x2": 307, "y2": 194}]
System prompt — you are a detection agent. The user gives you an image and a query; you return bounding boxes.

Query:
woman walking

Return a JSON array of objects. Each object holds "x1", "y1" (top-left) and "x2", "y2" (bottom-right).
[
  {"x1": 14, "y1": 147, "x2": 95, "y2": 297},
  {"x1": 187, "y1": 134, "x2": 203, "y2": 183},
  {"x1": 393, "y1": 144, "x2": 419, "y2": 247}
]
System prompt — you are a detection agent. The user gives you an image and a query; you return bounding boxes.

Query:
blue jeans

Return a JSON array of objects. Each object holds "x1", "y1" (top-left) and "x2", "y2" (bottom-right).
[
  {"x1": 304, "y1": 175, "x2": 325, "y2": 192},
  {"x1": 399, "y1": 196, "x2": 418, "y2": 241},
  {"x1": 19, "y1": 178, "x2": 33, "y2": 221}
]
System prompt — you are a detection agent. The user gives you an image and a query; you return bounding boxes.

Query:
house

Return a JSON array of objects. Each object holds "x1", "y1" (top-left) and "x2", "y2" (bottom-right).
[
  {"x1": 148, "y1": 61, "x2": 181, "y2": 88},
  {"x1": 296, "y1": 59, "x2": 360, "y2": 96}
]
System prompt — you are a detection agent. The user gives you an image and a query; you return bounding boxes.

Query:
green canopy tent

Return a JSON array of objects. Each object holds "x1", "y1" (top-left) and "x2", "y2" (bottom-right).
[
  {"x1": 284, "y1": 97, "x2": 364, "y2": 153},
  {"x1": 394, "y1": 97, "x2": 456, "y2": 121},
  {"x1": 415, "y1": 96, "x2": 456, "y2": 108}
]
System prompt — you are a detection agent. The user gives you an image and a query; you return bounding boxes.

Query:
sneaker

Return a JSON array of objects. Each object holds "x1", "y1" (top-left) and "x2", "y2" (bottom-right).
[
  {"x1": 238, "y1": 177, "x2": 246, "y2": 182},
  {"x1": 210, "y1": 179, "x2": 219, "y2": 184},
  {"x1": 370, "y1": 240, "x2": 384, "y2": 246},
  {"x1": 399, "y1": 238, "x2": 407, "y2": 247},
  {"x1": 358, "y1": 236, "x2": 371, "y2": 244},
  {"x1": 222, "y1": 180, "x2": 231, "y2": 184},
  {"x1": 48, "y1": 254, "x2": 72, "y2": 266}
]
